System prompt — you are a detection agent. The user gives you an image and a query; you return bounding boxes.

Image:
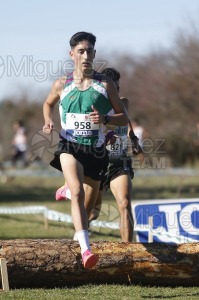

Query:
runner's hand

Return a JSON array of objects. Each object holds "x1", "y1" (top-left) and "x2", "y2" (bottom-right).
[
  {"x1": 89, "y1": 105, "x2": 104, "y2": 124},
  {"x1": 129, "y1": 130, "x2": 142, "y2": 155},
  {"x1": 43, "y1": 120, "x2": 54, "y2": 134},
  {"x1": 105, "y1": 131, "x2": 117, "y2": 145}
]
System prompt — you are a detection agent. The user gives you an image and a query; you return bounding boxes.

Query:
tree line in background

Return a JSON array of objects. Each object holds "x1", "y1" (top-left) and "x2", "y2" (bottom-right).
[{"x1": 0, "y1": 27, "x2": 199, "y2": 167}]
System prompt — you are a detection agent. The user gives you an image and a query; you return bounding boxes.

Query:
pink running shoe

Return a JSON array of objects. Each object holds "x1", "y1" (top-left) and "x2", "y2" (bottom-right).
[
  {"x1": 55, "y1": 185, "x2": 71, "y2": 201},
  {"x1": 82, "y1": 249, "x2": 98, "y2": 269}
]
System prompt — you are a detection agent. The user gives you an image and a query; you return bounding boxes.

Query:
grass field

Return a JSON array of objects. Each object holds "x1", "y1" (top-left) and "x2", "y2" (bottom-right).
[{"x1": 0, "y1": 172, "x2": 199, "y2": 299}]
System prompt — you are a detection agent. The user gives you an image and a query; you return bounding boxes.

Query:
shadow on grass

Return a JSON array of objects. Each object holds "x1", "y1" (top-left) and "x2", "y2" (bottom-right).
[
  {"x1": 89, "y1": 228, "x2": 120, "y2": 239},
  {"x1": 0, "y1": 186, "x2": 56, "y2": 202},
  {"x1": 141, "y1": 290, "x2": 199, "y2": 299}
]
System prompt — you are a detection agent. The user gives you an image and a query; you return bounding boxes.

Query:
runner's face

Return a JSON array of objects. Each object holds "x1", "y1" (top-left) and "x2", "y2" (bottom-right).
[{"x1": 70, "y1": 40, "x2": 96, "y2": 73}]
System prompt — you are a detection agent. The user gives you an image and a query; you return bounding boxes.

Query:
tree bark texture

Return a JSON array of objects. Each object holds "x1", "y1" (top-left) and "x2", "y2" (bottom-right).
[{"x1": 0, "y1": 239, "x2": 199, "y2": 288}]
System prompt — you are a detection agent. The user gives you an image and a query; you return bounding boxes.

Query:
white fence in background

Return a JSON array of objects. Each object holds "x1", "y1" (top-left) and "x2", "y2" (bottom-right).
[{"x1": 0, "y1": 199, "x2": 199, "y2": 244}]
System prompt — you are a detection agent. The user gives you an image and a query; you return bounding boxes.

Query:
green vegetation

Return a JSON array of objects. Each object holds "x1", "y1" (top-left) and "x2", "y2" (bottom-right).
[{"x1": 0, "y1": 285, "x2": 199, "y2": 300}]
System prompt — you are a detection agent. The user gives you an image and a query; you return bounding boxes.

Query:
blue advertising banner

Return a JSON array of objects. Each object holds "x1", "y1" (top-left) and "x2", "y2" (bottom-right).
[{"x1": 132, "y1": 199, "x2": 199, "y2": 243}]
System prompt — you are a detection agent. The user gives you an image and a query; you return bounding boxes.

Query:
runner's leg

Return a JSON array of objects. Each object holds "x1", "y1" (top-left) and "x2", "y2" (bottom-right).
[
  {"x1": 60, "y1": 153, "x2": 87, "y2": 231},
  {"x1": 60, "y1": 153, "x2": 98, "y2": 268},
  {"x1": 83, "y1": 176, "x2": 100, "y2": 218},
  {"x1": 88, "y1": 190, "x2": 103, "y2": 222},
  {"x1": 110, "y1": 174, "x2": 134, "y2": 242}
]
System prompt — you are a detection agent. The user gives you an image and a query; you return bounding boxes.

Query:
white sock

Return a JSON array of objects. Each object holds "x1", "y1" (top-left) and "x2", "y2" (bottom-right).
[
  {"x1": 75, "y1": 230, "x2": 90, "y2": 254},
  {"x1": 73, "y1": 232, "x2": 78, "y2": 241},
  {"x1": 65, "y1": 186, "x2": 71, "y2": 200}
]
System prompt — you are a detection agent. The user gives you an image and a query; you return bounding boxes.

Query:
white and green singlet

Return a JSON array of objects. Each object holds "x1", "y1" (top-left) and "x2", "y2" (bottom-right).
[{"x1": 59, "y1": 73, "x2": 114, "y2": 147}]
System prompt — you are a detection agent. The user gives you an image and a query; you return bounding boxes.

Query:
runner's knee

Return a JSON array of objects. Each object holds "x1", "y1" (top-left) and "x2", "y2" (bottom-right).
[
  {"x1": 117, "y1": 197, "x2": 130, "y2": 212},
  {"x1": 70, "y1": 186, "x2": 85, "y2": 201}
]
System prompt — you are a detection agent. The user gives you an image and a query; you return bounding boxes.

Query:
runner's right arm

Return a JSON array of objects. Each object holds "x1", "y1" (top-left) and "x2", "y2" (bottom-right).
[{"x1": 43, "y1": 76, "x2": 66, "y2": 134}]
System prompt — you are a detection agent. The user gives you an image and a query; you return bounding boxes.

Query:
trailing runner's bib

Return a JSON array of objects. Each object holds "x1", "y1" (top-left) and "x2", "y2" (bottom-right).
[{"x1": 107, "y1": 125, "x2": 128, "y2": 158}]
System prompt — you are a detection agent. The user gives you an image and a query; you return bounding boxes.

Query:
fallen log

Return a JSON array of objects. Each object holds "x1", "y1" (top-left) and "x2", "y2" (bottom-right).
[{"x1": 0, "y1": 239, "x2": 199, "y2": 288}]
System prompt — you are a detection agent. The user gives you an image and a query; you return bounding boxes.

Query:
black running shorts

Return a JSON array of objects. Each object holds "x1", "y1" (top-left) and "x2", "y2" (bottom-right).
[
  {"x1": 50, "y1": 138, "x2": 109, "y2": 181},
  {"x1": 99, "y1": 156, "x2": 134, "y2": 191}
]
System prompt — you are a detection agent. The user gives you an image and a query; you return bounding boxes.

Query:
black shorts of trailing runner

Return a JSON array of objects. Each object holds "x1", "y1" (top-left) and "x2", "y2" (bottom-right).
[
  {"x1": 99, "y1": 156, "x2": 134, "y2": 191},
  {"x1": 50, "y1": 138, "x2": 109, "y2": 181}
]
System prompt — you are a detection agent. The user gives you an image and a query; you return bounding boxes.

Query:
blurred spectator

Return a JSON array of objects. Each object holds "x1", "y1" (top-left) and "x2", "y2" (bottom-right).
[
  {"x1": 131, "y1": 118, "x2": 145, "y2": 149},
  {"x1": 130, "y1": 118, "x2": 150, "y2": 166},
  {"x1": 12, "y1": 120, "x2": 28, "y2": 167}
]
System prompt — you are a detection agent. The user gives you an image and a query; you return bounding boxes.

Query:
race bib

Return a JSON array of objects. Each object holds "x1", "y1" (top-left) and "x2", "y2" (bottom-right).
[
  {"x1": 65, "y1": 113, "x2": 99, "y2": 137},
  {"x1": 107, "y1": 136, "x2": 128, "y2": 157}
]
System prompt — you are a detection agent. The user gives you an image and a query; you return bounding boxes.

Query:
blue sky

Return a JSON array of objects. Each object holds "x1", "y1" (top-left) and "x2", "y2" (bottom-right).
[{"x1": 0, "y1": 0, "x2": 199, "y2": 100}]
